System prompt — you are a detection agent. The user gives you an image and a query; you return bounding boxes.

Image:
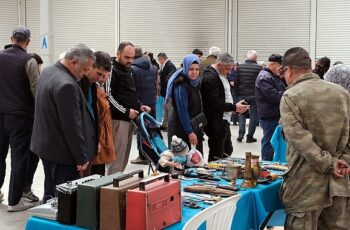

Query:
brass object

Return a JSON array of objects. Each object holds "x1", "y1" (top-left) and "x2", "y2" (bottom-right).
[
  {"x1": 226, "y1": 165, "x2": 241, "y2": 185},
  {"x1": 241, "y1": 152, "x2": 254, "y2": 188},
  {"x1": 251, "y1": 154, "x2": 261, "y2": 186}
]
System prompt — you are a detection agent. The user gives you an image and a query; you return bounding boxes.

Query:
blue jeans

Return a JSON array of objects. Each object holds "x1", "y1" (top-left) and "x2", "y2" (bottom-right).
[
  {"x1": 260, "y1": 119, "x2": 279, "y2": 161},
  {"x1": 238, "y1": 96, "x2": 258, "y2": 138}
]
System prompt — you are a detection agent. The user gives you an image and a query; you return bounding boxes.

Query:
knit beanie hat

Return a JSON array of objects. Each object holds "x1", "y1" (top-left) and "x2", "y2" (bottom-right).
[
  {"x1": 324, "y1": 64, "x2": 350, "y2": 93},
  {"x1": 170, "y1": 135, "x2": 189, "y2": 156}
]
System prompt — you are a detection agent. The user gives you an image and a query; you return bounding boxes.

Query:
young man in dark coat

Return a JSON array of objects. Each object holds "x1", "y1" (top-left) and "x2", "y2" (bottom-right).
[{"x1": 158, "y1": 52, "x2": 176, "y2": 129}]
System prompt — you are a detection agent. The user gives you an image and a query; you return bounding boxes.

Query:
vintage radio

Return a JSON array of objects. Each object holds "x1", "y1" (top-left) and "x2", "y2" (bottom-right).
[
  {"x1": 126, "y1": 173, "x2": 181, "y2": 230},
  {"x1": 56, "y1": 174, "x2": 102, "y2": 224},
  {"x1": 100, "y1": 170, "x2": 145, "y2": 230},
  {"x1": 76, "y1": 172, "x2": 123, "y2": 230}
]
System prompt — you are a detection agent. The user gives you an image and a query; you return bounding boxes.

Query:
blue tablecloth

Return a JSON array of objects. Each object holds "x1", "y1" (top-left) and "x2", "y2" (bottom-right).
[
  {"x1": 271, "y1": 125, "x2": 287, "y2": 163},
  {"x1": 26, "y1": 177, "x2": 285, "y2": 230},
  {"x1": 166, "y1": 177, "x2": 284, "y2": 230}
]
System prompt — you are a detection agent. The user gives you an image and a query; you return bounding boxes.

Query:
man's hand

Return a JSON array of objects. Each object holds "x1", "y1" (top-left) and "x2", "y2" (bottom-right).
[
  {"x1": 129, "y1": 108, "x2": 139, "y2": 119},
  {"x1": 188, "y1": 132, "x2": 198, "y2": 146},
  {"x1": 235, "y1": 100, "x2": 250, "y2": 113},
  {"x1": 140, "y1": 105, "x2": 151, "y2": 113},
  {"x1": 77, "y1": 161, "x2": 89, "y2": 176},
  {"x1": 332, "y1": 159, "x2": 350, "y2": 178}
]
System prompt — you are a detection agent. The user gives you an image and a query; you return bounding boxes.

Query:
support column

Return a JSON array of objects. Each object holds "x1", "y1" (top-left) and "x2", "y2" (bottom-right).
[
  {"x1": 309, "y1": 0, "x2": 317, "y2": 67},
  {"x1": 232, "y1": 0, "x2": 238, "y2": 62},
  {"x1": 115, "y1": 0, "x2": 120, "y2": 53},
  {"x1": 18, "y1": 0, "x2": 26, "y2": 25},
  {"x1": 40, "y1": 0, "x2": 54, "y2": 65}
]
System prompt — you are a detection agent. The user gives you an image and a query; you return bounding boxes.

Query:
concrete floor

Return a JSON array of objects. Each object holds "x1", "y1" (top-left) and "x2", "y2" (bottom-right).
[{"x1": 0, "y1": 124, "x2": 281, "y2": 230}]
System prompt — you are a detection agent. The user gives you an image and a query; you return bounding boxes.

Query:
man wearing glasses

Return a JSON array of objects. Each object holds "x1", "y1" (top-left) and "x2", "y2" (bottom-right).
[
  {"x1": 255, "y1": 54, "x2": 286, "y2": 161},
  {"x1": 279, "y1": 47, "x2": 350, "y2": 228}
]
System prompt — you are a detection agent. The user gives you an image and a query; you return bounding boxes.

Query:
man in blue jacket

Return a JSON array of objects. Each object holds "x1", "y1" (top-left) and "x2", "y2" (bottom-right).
[
  {"x1": 130, "y1": 46, "x2": 157, "y2": 165},
  {"x1": 255, "y1": 54, "x2": 286, "y2": 160}
]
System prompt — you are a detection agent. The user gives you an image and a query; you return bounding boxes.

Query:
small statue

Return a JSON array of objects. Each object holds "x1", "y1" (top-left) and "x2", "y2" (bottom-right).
[
  {"x1": 241, "y1": 152, "x2": 254, "y2": 188},
  {"x1": 251, "y1": 154, "x2": 261, "y2": 186}
]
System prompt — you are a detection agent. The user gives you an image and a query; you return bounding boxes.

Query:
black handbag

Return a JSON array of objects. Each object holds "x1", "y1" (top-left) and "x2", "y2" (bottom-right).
[{"x1": 190, "y1": 112, "x2": 207, "y2": 132}]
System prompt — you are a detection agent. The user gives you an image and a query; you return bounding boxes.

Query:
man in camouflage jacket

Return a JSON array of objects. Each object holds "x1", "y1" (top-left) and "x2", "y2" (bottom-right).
[{"x1": 279, "y1": 47, "x2": 350, "y2": 229}]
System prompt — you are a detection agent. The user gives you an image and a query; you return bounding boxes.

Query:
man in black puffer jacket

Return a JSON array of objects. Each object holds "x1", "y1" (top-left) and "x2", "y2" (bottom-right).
[{"x1": 234, "y1": 50, "x2": 262, "y2": 143}]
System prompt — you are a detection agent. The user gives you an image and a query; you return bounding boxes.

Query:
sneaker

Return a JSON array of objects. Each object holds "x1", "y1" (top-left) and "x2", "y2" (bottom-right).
[
  {"x1": 246, "y1": 137, "x2": 257, "y2": 143},
  {"x1": 0, "y1": 191, "x2": 4, "y2": 201},
  {"x1": 130, "y1": 157, "x2": 148, "y2": 165},
  {"x1": 8, "y1": 198, "x2": 34, "y2": 212},
  {"x1": 237, "y1": 134, "x2": 244, "y2": 142},
  {"x1": 22, "y1": 190, "x2": 39, "y2": 202}
]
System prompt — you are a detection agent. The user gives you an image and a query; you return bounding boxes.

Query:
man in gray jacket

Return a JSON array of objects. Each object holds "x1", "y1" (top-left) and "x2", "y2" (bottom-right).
[{"x1": 30, "y1": 44, "x2": 96, "y2": 203}]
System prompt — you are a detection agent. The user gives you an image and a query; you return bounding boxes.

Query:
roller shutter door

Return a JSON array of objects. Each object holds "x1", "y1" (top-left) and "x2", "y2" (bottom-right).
[
  {"x1": 236, "y1": 0, "x2": 310, "y2": 63},
  {"x1": 119, "y1": 0, "x2": 226, "y2": 66},
  {"x1": 316, "y1": 0, "x2": 350, "y2": 64},
  {"x1": 0, "y1": 1, "x2": 18, "y2": 50},
  {"x1": 53, "y1": 0, "x2": 115, "y2": 60},
  {"x1": 26, "y1": 0, "x2": 40, "y2": 54}
]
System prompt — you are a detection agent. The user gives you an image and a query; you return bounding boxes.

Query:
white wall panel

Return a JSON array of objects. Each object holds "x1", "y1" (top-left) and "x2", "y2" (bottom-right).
[
  {"x1": 53, "y1": 0, "x2": 115, "y2": 60},
  {"x1": 26, "y1": 0, "x2": 40, "y2": 54},
  {"x1": 119, "y1": 0, "x2": 227, "y2": 66},
  {"x1": 236, "y1": 0, "x2": 311, "y2": 63},
  {"x1": 0, "y1": 1, "x2": 18, "y2": 50},
  {"x1": 316, "y1": 0, "x2": 350, "y2": 64}
]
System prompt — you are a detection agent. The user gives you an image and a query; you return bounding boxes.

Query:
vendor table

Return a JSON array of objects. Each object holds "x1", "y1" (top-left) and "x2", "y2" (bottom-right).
[{"x1": 26, "y1": 176, "x2": 285, "y2": 230}]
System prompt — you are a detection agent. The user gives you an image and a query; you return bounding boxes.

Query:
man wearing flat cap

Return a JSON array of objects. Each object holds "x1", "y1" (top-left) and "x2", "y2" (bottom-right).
[
  {"x1": 279, "y1": 47, "x2": 350, "y2": 228},
  {"x1": 0, "y1": 26, "x2": 39, "y2": 211},
  {"x1": 255, "y1": 54, "x2": 286, "y2": 161}
]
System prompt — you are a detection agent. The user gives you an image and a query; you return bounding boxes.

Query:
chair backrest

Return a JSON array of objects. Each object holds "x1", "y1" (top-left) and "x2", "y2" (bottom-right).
[{"x1": 182, "y1": 194, "x2": 240, "y2": 230}]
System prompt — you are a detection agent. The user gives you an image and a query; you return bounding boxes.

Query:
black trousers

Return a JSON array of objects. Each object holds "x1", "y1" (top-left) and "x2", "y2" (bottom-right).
[
  {"x1": 42, "y1": 159, "x2": 80, "y2": 203},
  {"x1": 23, "y1": 150, "x2": 39, "y2": 193},
  {"x1": 206, "y1": 120, "x2": 232, "y2": 162},
  {"x1": 0, "y1": 113, "x2": 32, "y2": 205}
]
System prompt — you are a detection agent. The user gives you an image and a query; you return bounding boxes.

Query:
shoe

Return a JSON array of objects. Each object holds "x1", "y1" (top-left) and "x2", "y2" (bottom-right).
[
  {"x1": 130, "y1": 157, "x2": 148, "y2": 165},
  {"x1": 0, "y1": 191, "x2": 4, "y2": 201},
  {"x1": 246, "y1": 137, "x2": 257, "y2": 143},
  {"x1": 8, "y1": 198, "x2": 34, "y2": 212},
  {"x1": 22, "y1": 190, "x2": 39, "y2": 202},
  {"x1": 237, "y1": 134, "x2": 244, "y2": 142}
]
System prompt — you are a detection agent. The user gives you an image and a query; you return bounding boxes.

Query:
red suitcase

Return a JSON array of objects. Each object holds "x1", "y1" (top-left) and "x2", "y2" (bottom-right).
[{"x1": 126, "y1": 174, "x2": 181, "y2": 230}]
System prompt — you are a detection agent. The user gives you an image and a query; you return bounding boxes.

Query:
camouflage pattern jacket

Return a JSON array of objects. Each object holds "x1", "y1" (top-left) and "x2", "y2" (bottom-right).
[{"x1": 279, "y1": 72, "x2": 350, "y2": 214}]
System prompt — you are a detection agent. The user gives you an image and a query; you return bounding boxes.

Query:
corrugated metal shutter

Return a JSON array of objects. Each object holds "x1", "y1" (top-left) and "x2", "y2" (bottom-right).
[
  {"x1": 316, "y1": 0, "x2": 350, "y2": 65},
  {"x1": 236, "y1": 0, "x2": 310, "y2": 63},
  {"x1": 26, "y1": 0, "x2": 40, "y2": 54},
  {"x1": 53, "y1": 0, "x2": 115, "y2": 60},
  {"x1": 0, "y1": 1, "x2": 18, "y2": 50},
  {"x1": 119, "y1": 0, "x2": 226, "y2": 66}
]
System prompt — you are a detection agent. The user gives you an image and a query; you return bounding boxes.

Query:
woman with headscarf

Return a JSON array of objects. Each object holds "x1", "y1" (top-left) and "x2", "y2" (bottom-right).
[
  {"x1": 166, "y1": 54, "x2": 204, "y2": 153},
  {"x1": 324, "y1": 64, "x2": 350, "y2": 93}
]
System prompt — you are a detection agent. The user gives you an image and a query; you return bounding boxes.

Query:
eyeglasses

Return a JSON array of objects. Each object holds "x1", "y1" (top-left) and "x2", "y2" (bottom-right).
[{"x1": 278, "y1": 66, "x2": 288, "y2": 75}]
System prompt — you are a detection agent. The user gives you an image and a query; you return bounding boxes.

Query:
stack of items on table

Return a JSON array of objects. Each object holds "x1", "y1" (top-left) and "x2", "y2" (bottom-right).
[{"x1": 29, "y1": 171, "x2": 182, "y2": 230}]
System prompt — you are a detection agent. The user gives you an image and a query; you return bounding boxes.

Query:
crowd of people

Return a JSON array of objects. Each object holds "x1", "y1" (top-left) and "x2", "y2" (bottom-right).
[{"x1": 1, "y1": 25, "x2": 350, "y2": 229}]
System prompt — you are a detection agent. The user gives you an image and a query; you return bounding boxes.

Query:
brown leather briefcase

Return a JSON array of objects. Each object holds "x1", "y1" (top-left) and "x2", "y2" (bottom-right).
[{"x1": 100, "y1": 170, "x2": 145, "y2": 230}]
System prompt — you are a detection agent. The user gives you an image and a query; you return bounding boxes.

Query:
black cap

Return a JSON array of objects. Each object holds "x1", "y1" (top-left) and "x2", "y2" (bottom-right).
[
  {"x1": 282, "y1": 47, "x2": 311, "y2": 67},
  {"x1": 268, "y1": 54, "x2": 282, "y2": 64}
]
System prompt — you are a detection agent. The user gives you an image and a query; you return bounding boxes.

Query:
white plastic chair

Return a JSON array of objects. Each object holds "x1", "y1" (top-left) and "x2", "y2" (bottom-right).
[{"x1": 182, "y1": 194, "x2": 240, "y2": 230}]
